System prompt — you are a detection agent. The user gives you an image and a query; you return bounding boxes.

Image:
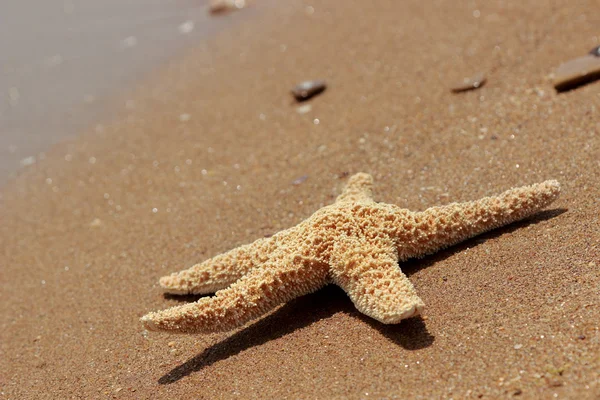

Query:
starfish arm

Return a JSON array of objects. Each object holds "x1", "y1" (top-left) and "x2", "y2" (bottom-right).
[
  {"x1": 158, "y1": 238, "x2": 275, "y2": 295},
  {"x1": 400, "y1": 180, "x2": 561, "y2": 258},
  {"x1": 329, "y1": 237, "x2": 425, "y2": 324},
  {"x1": 335, "y1": 172, "x2": 375, "y2": 203},
  {"x1": 141, "y1": 255, "x2": 329, "y2": 333}
]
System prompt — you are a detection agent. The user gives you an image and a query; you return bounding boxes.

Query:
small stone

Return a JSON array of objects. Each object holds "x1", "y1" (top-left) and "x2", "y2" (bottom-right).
[
  {"x1": 291, "y1": 80, "x2": 327, "y2": 102},
  {"x1": 209, "y1": 0, "x2": 245, "y2": 14},
  {"x1": 553, "y1": 55, "x2": 600, "y2": 92},
  {"x1": 513, "y1": 344, "x2": 523, "y2": 350},
  {"x1": 292, "y1": 175, "x2": 308, "y2": 185},
  {"x1": 589, "y1": 45, "x2": 600, "y2": 57},
  {"x1": 450, "y1": 73, "x2": 486, "y2": 93},
  {"x1": 512, "y1": 388, "x2": 523, "y2": 396},
  {"x1": 167, "y1": 341, "x2": 176, "y2": 347}
]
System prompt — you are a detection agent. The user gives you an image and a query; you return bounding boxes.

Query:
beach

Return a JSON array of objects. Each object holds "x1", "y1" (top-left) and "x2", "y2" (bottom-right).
[{"x1": 1, "y1": 0, "x2": 599, "y2": 398}]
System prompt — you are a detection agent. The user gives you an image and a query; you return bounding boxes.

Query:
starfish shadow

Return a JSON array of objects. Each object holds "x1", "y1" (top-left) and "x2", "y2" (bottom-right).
[
  {"x1": 158, "y1": 208, "x2": 564, "y2": 384},
  {"x1": 158, "y1": 285, "x2": 433, "y2": 385},
  {"x1": 163, "y1": 293, "x2": 204, "y2": 302},
  {"x1": 356, "y1": 313, "x2": 434, "y2": 351},
  {"x1": 555, "y1": 72, "x2": 600, "y2": 93}
]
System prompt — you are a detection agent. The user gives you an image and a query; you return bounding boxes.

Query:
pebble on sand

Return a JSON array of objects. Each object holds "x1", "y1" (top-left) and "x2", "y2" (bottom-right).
[
  {"x1": 291, "y1": 80, "x2": 327, "y2": 102},
  {"x1": 292, "y1": 175, "x2": 308, "y2": 185},
  {"x1": 209, "y1": 0, "x2": 246, "y2": 15},
  {"x1": 450, "y1": 73, "x2": 486, "y2": 93},
  {"x1": 553, "y1": 53, "x2": 600, "y2": 92}
]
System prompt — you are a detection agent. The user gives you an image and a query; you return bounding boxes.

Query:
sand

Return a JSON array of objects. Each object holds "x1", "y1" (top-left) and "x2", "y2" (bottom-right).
[{"x1": 1, "y1": 0, "x2": 599, "y2": 398}]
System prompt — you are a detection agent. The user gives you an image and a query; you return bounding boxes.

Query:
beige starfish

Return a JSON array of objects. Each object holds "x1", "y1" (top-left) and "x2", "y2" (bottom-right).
[{"x1": 141, "y1": 173, "x2": 560, "y2": 334}]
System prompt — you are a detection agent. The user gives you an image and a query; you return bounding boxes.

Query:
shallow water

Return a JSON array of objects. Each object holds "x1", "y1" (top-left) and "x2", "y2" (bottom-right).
[{"x1": 0, "y1": 0, "x2": 238, "y2": 186}]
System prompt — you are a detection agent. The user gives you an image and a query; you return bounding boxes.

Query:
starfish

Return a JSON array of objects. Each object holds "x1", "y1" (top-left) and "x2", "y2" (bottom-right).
[{"x1": 141, "y1": 173, "x2": 560, "y2": 334}]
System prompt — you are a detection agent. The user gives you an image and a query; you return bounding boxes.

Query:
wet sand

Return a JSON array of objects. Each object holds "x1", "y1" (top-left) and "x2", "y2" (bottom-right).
[{"x1": 1, "y1": 0, "x2": 599, "y2": 398}]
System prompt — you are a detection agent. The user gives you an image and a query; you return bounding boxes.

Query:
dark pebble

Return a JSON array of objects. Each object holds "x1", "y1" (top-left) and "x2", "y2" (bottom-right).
[{"x1": 291, "y1": 80, "x2": 326, "y2": 102}]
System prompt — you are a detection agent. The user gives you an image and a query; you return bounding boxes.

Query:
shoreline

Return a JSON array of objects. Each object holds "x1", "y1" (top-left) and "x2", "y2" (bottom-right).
[{"x1": 0, "y1": 0, "x2": 249, "y2": 187}]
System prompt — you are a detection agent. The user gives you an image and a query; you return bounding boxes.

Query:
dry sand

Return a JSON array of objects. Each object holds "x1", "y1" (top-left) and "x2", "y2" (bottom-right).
[{"x1": 1, "y1": 0, "x2": 599, "y2": 398}]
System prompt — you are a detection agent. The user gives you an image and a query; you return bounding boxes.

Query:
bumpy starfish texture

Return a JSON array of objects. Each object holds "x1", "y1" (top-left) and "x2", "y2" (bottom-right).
[{"x1": 141, "y1": 173, "x2": 560, "y2": 334}]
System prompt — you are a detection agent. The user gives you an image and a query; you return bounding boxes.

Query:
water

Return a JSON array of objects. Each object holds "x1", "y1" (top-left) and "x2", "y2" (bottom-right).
[{"x1": 0, "y1": 0, "x2": 237, "y2": 186}]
